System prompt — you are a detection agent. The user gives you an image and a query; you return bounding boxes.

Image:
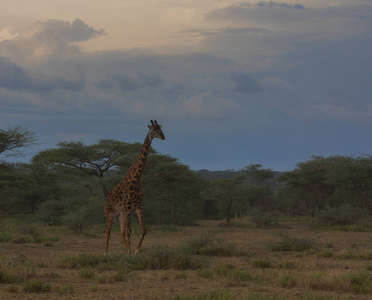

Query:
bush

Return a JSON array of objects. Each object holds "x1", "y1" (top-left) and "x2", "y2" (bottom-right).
[
  {"x1": 250, "y1": 208, "x2": 278, "y2": 228},
  {"x1": 0, "y1": 269, "x2": 15, "y2": 283},
  {"x1": 315, "y1": 205, "x2": 366, "y2": 226},
  {"x1": 279, "y1": 275, "x2": 296, "y2": 288},
  {"x1": 185, "y1": 233, "x2": 238, "y2": 256},
  {"x1": 22, "y1": 279, "x2": 51, "y2": 293},
  {"x1": 61, "y1": 246, "x2": 205, "y2": 271},
  {"x1": 252, "y1": 259, "x2": 274, "y2": 268},
  {"x1": 347, "y1": 272, "x2": 372, "y2": 294},
  {"x1": 269, "y1": 232, "x2": 315, "y2": 252},
  {"x1": 79, "y1": 267, "x2": 95, "y2": 279},
  {"x1": 175, "y1": 289, "x2": 235, "y2": 300}
]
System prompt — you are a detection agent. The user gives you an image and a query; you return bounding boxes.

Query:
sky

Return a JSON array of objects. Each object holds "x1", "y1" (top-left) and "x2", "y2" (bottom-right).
[{"x1": 0, "y1": 0, "x2": 371, "y2": 171}]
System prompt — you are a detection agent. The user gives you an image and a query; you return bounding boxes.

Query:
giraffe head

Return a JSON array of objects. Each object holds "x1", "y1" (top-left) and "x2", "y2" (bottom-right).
[{"x1": 147, "y1": 120, "x2": 165, "y2": 140}]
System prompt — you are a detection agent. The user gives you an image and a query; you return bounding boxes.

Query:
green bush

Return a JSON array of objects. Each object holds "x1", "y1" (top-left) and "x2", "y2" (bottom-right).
[
  {"x1": 315, "y1": 205, "x2": 366, "y2": 226},
  {"x1": 185, "y1": 233, "x2": 238, "y2": 256},
  {"x1": 279, "y1": 275, "x2": 297, "y2": 288},
  {"x1": 229, "y1": 269, "x2": 251, "y2": 281},
  {"x1": 79, "y1": 267, "x2": 95, "y2": 279},
  {"x1": 269, "y1": 232, "x2": 315, "y2": 252},
  {"x1": 61, "y1": 246, "x2": 205, "y2": 271},
  {"x1": 347, "y1": 271, "x2": 372, "y2": 294},
  {"x1": 22, "y1": 279, "x2": 51, "y2": 293},
  {"x1": 175, "y1": 289, "x2": 235, "y2": 300},
  {"x1": 197, "y1": 269, "x2": 214, "y2": 278},
  {"x1": 0, "y1": 269, "x2": 15, "y2": 283},
  {"x1": 250, "y1": 208, "x2": 278, "y2": 228},
  {"x1": 251, "y1": 259, "x2": 274, "y2": 268}
]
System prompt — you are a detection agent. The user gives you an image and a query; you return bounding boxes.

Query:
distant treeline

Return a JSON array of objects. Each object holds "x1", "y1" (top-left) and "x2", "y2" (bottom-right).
[{"x1": 1, "y1": 126, "x2": 371, "y2": 231}]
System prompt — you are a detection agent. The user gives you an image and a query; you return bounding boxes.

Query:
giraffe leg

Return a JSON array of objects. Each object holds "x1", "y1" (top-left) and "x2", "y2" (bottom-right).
[
  {"x1": 105, "y1": 219, "x2": 112, "y2": 255},
  {"x1": 134, "y1": 207, "x2": 147, "y2": 255},
  {"x1": 119, "y1": 214, "x2": 131, "y2": 255}
]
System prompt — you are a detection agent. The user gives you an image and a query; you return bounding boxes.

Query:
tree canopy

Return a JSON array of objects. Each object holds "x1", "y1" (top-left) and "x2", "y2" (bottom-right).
[{"x1": 0, "y1": 125, "x2": 36, "y2": 158}]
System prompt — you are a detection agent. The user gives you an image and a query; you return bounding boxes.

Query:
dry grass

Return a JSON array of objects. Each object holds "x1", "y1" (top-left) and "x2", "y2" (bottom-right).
[{"x1": 1, "y1": 218, "x2": 372, "y2": 299}]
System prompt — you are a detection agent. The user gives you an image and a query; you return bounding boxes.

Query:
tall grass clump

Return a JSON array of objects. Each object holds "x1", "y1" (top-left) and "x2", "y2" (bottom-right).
[
  {"x1": 61, "y1": 246, "x2": 205, "y2": 272},
  {"x1": 184, "y1": 233, "x2": 239, "y2": 256},
  {"x1": 0, "y1": 269, "x2": 15, "y2": 283},
  {"x1": 347, "y1": 271, "x2": 372, "y2": 294},
  {"x1": 175, "y1": 289, "x2": 235, "y2": 300},
  {"x1": 61, "y1": 253, "x2": 105, "y2": 269},
  {"x1": 133, "y1": 246, "x2": 205, "y2": 270},
  {"x1": 22, "y1": 279, "x2": 51, "y2": 293},
  {"x1": 269, "y1": 232, "x2": 316, "y2": 252},
  {"x1": 252, "y1": 259, "x2": 274, "y2": 269},
  {"x1": 250, "y1": 208, "x2": 278, "y2": 228}
]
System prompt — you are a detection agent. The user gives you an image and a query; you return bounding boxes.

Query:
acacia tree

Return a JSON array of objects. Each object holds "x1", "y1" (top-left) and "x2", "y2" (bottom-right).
[
  {"x1": 242, "y1": 164, "x2": 275, "y2": 211},
  {"x1": 243, "y1": 164, "x2": 274, "y2": 187},
  {"x1": 32, "y1": 139, "x2": 145, "y2": 196},
  {"x1": 0, "y1": 125, "x2": 37, "y2": 214},
  {"x1": 326, "y1": 155, "x2": 372, "y2": 214},
  {"x1": 207, "y1": 175, "x2": 246, "y2": 223},
  {"x1": 0, "y1": 125, "x2": 36, "y2": 159},
  {"x1": 279, "y1": 156, "x2": 338, "y2": 217},
  {"x1": 142, "y1": 154, "x2": 206, "y2": 225}
]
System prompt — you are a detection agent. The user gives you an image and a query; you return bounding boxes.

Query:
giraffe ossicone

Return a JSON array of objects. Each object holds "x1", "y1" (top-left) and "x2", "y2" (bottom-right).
[{"x1": 104, "y1": 120, "x2": 165, "y2": 255}]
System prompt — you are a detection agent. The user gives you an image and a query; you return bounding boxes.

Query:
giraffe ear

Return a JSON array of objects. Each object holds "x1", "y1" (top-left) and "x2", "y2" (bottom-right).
[{"x1": 148, "y1": 125, "x2": 151, "y2": 129}]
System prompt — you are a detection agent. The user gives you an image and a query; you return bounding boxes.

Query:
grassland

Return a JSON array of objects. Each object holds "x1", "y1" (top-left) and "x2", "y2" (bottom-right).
[{"x1": 1, "y1": 218, "x2": 372, "y2": 299}]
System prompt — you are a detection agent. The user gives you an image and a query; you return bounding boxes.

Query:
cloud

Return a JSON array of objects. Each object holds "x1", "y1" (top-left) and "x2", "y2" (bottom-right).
[
  {"x1": 182, "y1": 27, "x2": 271, "y2": 38},
  {"x1": 255, "y1": 2, "x2": 305, "y2": 10},
  {"x1": 0, "y1": 56, "x2": 84, "y2": 92},
  {"x1": 0, "y1": 19, "x2": 105, "y2": 65},
  {"x1": 179, "y1": 92, "x2": 242, "y2": 119},
  {"x1": 231, "y1": 71, "x2": 261, "y2": 94},
  {"x1": 95, "y1": 72, "x2": 164, "y2": 91}
]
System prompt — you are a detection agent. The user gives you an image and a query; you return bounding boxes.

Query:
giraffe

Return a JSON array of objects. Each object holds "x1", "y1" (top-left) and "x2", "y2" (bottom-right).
[{"x1": 104, "y1": 120, "x2": 165, "y2": 255}]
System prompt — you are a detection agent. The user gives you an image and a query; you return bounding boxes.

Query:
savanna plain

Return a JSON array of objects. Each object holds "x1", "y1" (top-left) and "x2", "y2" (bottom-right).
[{"x1": 2, "y1": 218, "x2": 372, "y2": 300}]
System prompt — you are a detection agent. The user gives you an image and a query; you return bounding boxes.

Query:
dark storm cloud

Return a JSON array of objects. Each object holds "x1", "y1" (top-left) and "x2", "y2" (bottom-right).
[
  {"x1": 231, "y1": 71, "x2": 261, "y2": 94},
  {"x1": 137, "y1": 72, "x2": 164, "y2": 87},
  {"x1": 0, "y1": 57, "x2": 26, "y2": 90},
  {"x1": 0, "y1": 56, "x2": 84, "y2": 92}
]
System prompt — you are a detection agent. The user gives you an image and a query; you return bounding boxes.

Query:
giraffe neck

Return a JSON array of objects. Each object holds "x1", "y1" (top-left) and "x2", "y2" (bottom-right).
[{"x1": 126, "y1": 133, "x2": 152, "y2": 183}]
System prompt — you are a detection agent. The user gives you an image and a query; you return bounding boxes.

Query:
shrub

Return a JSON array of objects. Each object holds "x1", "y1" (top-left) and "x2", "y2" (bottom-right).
[
  {"x1": 216, "y1": 264, "x2": 236, "y2": 277},
  {"x1": 62, "y1": 253, "x2": 105, "y2": 269},
  {"x1": 0, "y1": 233, "x2": 12, "y2": 243},
  {"x1": 269, "y1": 232, "x2": 315, "y2": 252},
  {"x1": 22, "y1": 279, "x2": 51, "y2": 293},
  {"x1": 185, "y1": 233, "x2": 238, "y2": 256},
  {"x1": 134, "y1": 246, "x2": 205, "y2": 270},
  {"x1": 278, "y1": 261, "x2": 297, "y2": 269},
  {"x1": 315, "y1": 205, "x2": 365, "y2": 226},
  {"x1": 112, "y1": 270, "x2": 126, "y2": 282},
  {"x1": 252, "y1": 259, "x2": 274, "y2": 268},
  {"x1": 55, "y1": 284, "x2": 74, "y2": 295},
  {"x1": 279, "y1": 275, "x2": 296, "y2": 288},
  {"x1": 175, "y1": 289, "x2": 235, "y2": 300},
  {"x1": 0, "y1": 269, "x2": 15, "y2": 283},
  {"x1": 251, "y1": 209, "x2": 278, "y2": 228},
  {"x1": 79, "y1": 267, "x2": 95, "y2": 279},
  {"x1": 229, "y1": 269, "x2": 251, "y2": 281},
  {"x1": 197, "y1": 269, "x2": 214, "y2": 279},
  {"x1": 62, "y1": 247, "x2": 205, "y2": 272},
  {"x1": 317, "y1": 251, "x2": 334, "y2": 258},
  {"x1": 347, "y1": 271, "x2": 372, "y2": 294}
]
